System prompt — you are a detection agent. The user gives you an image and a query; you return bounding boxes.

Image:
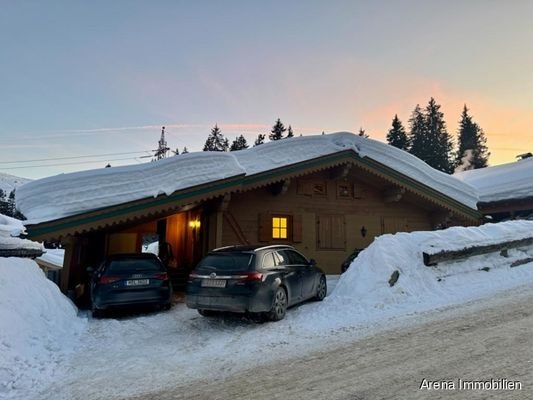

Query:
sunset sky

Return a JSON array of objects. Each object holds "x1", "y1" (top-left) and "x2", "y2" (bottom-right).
[{"x1": 1, "y1": 1, "x2": 532, "y2": 179}]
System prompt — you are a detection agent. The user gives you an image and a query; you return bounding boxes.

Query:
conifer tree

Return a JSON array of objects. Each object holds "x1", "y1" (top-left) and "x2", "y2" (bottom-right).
[
  {"x1": 455, "y1": 105, "x2": 489, "y2": 171},
  {"x1": 269, "y1": 118, "x2": 286, "y2": 141},
  {"x1": 6, "y1": 190, "x2": 16, "y2": 217},
  {"x1": 0, "y1": 189, "x2": 7, "y2": 215},
  {"x1": 358, "y1": 127, "x2": 369, "y2": 138},
  {"x1": 424, "y1": 98, "x2": 454, "y2": 173},
  {"x1": 230, "y1": 135, "x2": 249, "y2": 151},
  {"x1": 182, "y1": 147, "x2": 189, "y2": 154},
  {"x1": 408, "y1": 104, "x2": 430, "y2": 161},
  {"x1": 203, "y1": 124, "x2": 229, "y2": 151},
  {"x1": 386, "y1": 114, "x2": 409, "y2": 150},
  {"x1": 286, "y1": 125, "x2": 294, "y2": 138},
  {"x1": 254, "y1": 133, "x2": 266, "y2": 146}
]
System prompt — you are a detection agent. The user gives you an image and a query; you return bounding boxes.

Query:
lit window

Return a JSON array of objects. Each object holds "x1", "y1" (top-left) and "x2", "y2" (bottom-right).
[{"x1": 272, "y1": 217, "x2": 288, "y2": 239}]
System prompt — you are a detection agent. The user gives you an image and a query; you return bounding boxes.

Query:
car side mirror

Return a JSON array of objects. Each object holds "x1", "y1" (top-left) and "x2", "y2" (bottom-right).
[{"x1": 309, "y1": 259, "x2": 317, "y2": 266}]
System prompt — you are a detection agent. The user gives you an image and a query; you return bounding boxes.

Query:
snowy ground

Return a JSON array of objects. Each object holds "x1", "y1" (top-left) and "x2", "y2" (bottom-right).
[{"x1": 3, "y1": 221, "x2": 533, "y2": 400}]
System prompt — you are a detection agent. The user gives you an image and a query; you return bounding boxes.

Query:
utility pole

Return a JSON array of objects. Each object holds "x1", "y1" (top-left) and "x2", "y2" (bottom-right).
[{"x1": 154, "y1": 126, "x2": 170, "y2": 160}]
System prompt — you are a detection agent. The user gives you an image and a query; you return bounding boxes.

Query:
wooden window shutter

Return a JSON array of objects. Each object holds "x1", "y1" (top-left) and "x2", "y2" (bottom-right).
[
  {"x1": 258, "y1": 213, "x2": 271, "y2": 242},
  {"x1": 292, "y1": 215, "x2": 302, "y2": 243}
]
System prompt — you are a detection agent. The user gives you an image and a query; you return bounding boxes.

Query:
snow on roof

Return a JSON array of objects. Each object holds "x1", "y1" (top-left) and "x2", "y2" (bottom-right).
[
  {"x1": 17, "y1": 132, "x2": 479, "y2": 224},
  {"x1": 0, "y1": 213, "x2": 42, "y2": 252},
  {"x1": 36, "y1": 248, "x2": 65, "y2": 269},
  {"x1": 455, "y1": 157, "x2": 533, "y2": 203}
]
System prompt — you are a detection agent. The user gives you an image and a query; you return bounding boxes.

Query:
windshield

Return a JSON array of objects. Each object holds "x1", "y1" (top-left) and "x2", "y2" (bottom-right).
[
  {"x1": 197, "y1": 253, "x2": 254, "y2": 272},
  {"x1": 106, "y1": 258, "x2": 164, "y2": 274}
]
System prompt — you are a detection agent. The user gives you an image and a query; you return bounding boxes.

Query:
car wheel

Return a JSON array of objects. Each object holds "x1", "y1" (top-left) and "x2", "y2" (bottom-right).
[
  {"x1": 268, "y1": 286, "x2": 288, "y2": 321},
  {"x1": 198, "y1": 309, "x2": 216, "y2": 317},
  {"x1": 91, "y1": 303, "x2": 102, "y2": 319},
  {"x1": 314, "y1": 275, "x2": 327, "y2": 301}
]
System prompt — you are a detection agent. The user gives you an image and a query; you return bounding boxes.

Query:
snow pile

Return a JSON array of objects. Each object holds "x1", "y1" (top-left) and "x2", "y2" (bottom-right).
[
  {"x1": 0, "y1": 213, "x2": 42, "y2": 252},
  {"x1": 17, "y1": 132, "x2": 478, "y2": 224},
  {"x1": 455, "y1": 157, "x2": 533, "y2": 203},
  {"x1": 329, "y1": 220, "x2": 533, "y2": 317},
  {"x1": 0, "y1": 258, "x2": 85, "y2": 399}
]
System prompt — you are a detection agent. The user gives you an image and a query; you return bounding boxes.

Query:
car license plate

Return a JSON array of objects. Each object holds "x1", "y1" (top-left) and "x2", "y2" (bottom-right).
[
  {"x1": 201, "y1": 279, "x2": 226, "y2": 288},
  {"x1": 126, "y1": 279, "x2": 149, "y2": 286}
]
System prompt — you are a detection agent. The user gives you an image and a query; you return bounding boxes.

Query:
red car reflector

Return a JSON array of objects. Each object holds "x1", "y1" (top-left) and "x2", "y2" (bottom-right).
[
  {"x1": 99, "y1": 276, "x2": 120, "y2": 285},
  {"x1": 154, "y1": 272, "x2": 169, "y2": 281}
]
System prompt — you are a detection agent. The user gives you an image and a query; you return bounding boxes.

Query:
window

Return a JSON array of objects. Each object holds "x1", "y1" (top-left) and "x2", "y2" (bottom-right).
[{"x1": 272, "y1": 216, "x2": 288, "y2": 239}]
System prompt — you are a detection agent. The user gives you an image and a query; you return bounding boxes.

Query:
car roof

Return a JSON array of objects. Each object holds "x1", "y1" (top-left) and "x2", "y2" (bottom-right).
[
  {"x1": 211, "y1": 244, "x2": 294, "y2": 253},
  {"x1": 104, "y1": 253, "x2": 160, "y2": 261}
]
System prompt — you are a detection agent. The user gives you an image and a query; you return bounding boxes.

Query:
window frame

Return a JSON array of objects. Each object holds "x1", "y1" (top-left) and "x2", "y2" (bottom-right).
[{"x1": 272, "y1": 215, "x2": 290, "y2": 241}]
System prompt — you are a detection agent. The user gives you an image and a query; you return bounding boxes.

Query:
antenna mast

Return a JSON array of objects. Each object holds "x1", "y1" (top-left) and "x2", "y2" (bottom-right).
[{"x1": 154, "y1": 126, "x2": 170, "y2": 160}]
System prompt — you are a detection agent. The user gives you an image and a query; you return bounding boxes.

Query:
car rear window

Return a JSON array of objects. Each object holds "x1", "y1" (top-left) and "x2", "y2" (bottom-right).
[
  {"x1": 198, "y1": 253, "x2": 254, "y2": 271},
  {"x1": 106, "y1": 258, "x2": 164, "y2": 274}
]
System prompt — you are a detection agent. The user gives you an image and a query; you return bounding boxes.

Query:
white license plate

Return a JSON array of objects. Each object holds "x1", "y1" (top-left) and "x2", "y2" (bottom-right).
[
  {"x1": 201, "y1": 279, "x2": 226, "y2": 288},
  {"x1": 126, "y1": 279, "x2": 149, "y2": 286}
]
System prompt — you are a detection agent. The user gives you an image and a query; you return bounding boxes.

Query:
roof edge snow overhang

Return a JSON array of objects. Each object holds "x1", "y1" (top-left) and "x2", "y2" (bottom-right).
[{"x1": 26, "y1": 150, "x2": 480, "y2": 241}]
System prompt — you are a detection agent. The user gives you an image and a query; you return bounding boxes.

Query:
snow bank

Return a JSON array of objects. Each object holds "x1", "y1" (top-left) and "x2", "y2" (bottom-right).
[
  {"x1": 329, "y1": 220, "x2": 533, "y2": 317},
  {"x1": 0, "y1": 258, "x2": 85, "y2": 399},
  {"x1": 455, "y1": 157, "x2": 533, "y2": 203},
  {"x1": 0, "y1": 213, "x2": 42, "y2": 252},
  {"x1": 17, "y1": 132, "x2": 478, "y2": 224}
]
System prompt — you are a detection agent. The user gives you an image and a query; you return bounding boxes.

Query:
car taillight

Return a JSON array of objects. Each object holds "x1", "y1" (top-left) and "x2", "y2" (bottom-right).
[
  {"x1": 154, "y1": 272, "x2": 169, "y2": 281},
  {"x1": 237, "y1": 272, "x2": 264, "y2": 282},
  {"x1": 98, "y1": 276, "x2": 120, "y2": 285}
]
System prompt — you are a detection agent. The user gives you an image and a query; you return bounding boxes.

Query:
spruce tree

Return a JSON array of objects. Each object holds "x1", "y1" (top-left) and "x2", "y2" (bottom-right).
[
  {"x1": 269, "y1": 118, "x2": 286, "y2": 141},
  {"x1": 408, "y1": 104, "x2": 430, "y2": 162},
  {"x1": 0, "y1": 189, "x2": 7, "y2": 215},
  {"x1": 358, "y1": 127, "x2": 369, "y2": 138},
  {"x1": 254, "y1": 133, "x2": 266, "y2": 146},
  {"x1": 230, "y1": 135, "x2": 249, "y2": 151},
  {"x1": 7, "y1": 190, "x2": 16, "y2": 217},
  {"x1": 182, "y1": 147, "x2": 189, "y2": 154},
  {"x1": 203, "y1": 124, "x2": 229, "y2": 151},
  {"x1": 424, "y1": 98, "x2": 454, "y2": 173},
  {"x1": 286, "y1": 125, "x2": 294, "y2": 138},
  {"x1": 455, "y1": 105, "x2": 489, "y2": 171},
  {"x1": 386, "y1": 114, "x2": 409, "y2": 150}
]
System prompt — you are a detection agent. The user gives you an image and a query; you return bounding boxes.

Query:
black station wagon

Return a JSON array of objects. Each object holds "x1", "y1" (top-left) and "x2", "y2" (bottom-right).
[{"x1": 185, "y1": 245, "x2": 327, "y2": 321}]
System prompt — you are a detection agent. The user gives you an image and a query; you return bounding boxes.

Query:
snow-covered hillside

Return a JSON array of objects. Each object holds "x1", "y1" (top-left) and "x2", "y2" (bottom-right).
[
  {"x1": 2, "y1": 219, "x2": 533, "y2": 400},
  {"x1": 0, "y1": 173, "x2": 31, "y2": 195}
]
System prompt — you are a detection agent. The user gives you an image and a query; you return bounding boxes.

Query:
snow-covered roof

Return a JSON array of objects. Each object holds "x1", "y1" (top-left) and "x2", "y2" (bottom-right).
[
  {"x1": 455, "y1": 157, "x2": 533, "y2": 203},
  {"x1": 17, "y1": 132, "x2": 479, "y2": 224},
  {"x1": 0, "y1": 213, "x2": 43, "y2": 254},
  {"x1": 36, "y1": 248, "x2": 65, "y2": 269}
]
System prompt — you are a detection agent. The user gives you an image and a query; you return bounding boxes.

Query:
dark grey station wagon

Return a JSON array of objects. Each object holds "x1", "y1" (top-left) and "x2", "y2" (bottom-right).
[{"x1": 186, "y1": 245, "x2": 327, "y2": 321}]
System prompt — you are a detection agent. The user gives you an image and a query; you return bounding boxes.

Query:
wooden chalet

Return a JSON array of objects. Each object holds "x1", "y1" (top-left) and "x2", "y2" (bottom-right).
[{"x1": 20, "y1": 133, "x2": 480, "y2": 296}]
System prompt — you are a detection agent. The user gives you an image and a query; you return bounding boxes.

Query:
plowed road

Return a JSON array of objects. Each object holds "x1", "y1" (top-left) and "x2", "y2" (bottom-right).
[{"x1": 128, "y1": 288, "x2": 533, "y2": 400}]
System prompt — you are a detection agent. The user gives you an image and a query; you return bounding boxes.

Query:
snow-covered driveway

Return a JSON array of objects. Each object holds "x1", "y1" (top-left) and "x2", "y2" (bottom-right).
[{"x1": 5, "y1": 221, "x2": 533, "y2": 400}]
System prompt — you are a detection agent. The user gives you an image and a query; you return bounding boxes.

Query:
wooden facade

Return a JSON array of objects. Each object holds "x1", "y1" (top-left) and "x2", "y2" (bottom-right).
[{"x1": 25, "y1": 152, "x2": 480, "y2": 295}]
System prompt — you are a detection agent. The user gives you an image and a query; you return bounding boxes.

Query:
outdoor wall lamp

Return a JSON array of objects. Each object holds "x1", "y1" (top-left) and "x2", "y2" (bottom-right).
[
  {"x1": 360, "y1": 226, "x2": 367, "y2": 237},
  {"x1": 189, "y1": 220, "x2": 201, "y2": 229}
]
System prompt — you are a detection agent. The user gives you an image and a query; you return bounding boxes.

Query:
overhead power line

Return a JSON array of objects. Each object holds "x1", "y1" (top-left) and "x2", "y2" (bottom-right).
[
  {"x1": 0, "y1": 156, "x2": 147, "y2": 170},
  {"x1": 0, "y1": 150, "x2": 151, "y2": 165}
]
